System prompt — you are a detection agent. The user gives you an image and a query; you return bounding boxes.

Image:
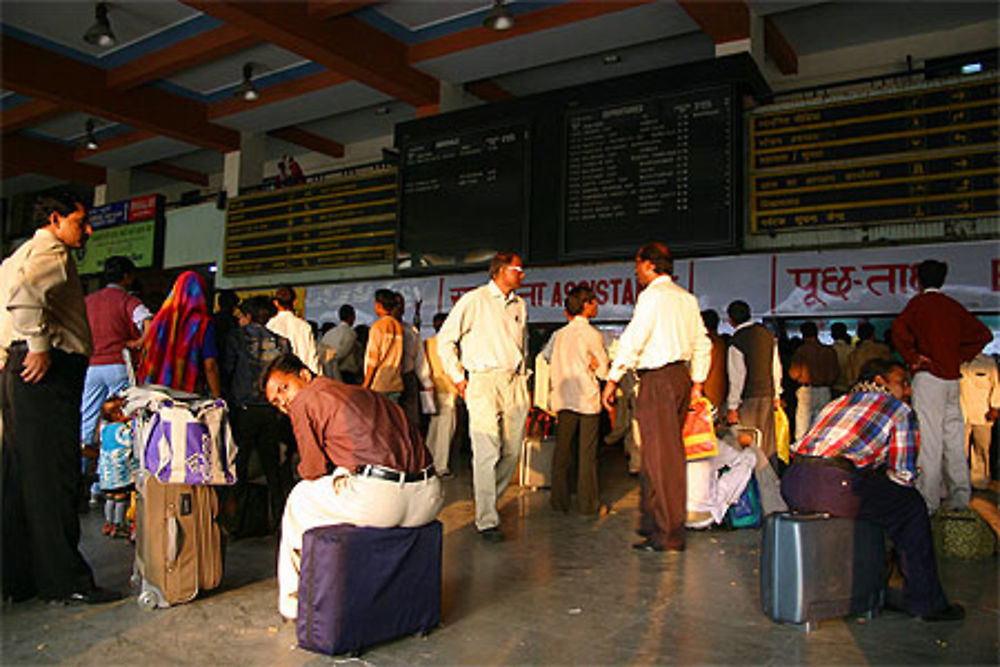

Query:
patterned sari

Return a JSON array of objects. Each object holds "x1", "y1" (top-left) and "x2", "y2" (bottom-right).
[{"x1": 138, "y1": 271, "x2": 211, "y2": 392}]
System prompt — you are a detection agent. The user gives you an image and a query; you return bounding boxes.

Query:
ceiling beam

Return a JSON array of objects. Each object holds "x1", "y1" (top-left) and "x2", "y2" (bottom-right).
[
  {"x1": 73, "y1": 129, "x2": 158, "y2": 161},
  {"x1": 138, "y1": 161, "x2": 210, "y2": 186},
  {"x1": 409, "y1": 0, "x2": 655, "y2": 63},
  {"x1": 4, "y1": 134, "x2": 106, "y2": 186},
  {"x1": 307, "y1": 0, "x2": 380, "y2": 21},
  {"x1": 2, "y1": 35, "x2": 239, "y2": 152},
  {"x1": 1, "y1": 100, "x2": 65, "y2": 134},
  {"x1": 269, "y1": 127, "x2": 345, "y2": 158},
  {"x1": 208, "y1": 70, "x2": 349, "y2": 120},
  {"x1": 676, "y1": 1, "x2": 749, "y2": 44},
  {"x1": 466, "y1": 80, "x2": 514, "y2": 103},
  {"x1": 764, "y1": 16, "x2": 798, "y2": 75},
  {"x1": 1, "y1": 162, "x2": 28, "y2": 180},
  {"x1": 107, "y1": 24, "x2": 260, "y2": 90},
  {"x1": 183, "y1": 1, "x2": 438, "y2": 107}
]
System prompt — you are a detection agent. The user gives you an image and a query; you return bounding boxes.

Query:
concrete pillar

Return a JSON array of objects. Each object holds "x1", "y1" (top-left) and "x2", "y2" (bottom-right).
[
  {"x1": 439, "y1": 81, "x2": 469, "y2": 113},
  {"x1": 221, "y1": 132, "x2": 267, "y2": 198},
  {"x1": 715, "y1": 8, "x2": 764, "y2": 70},
  {"x1": 94, "y1": 168, "x2": 130, "y2": 205}
]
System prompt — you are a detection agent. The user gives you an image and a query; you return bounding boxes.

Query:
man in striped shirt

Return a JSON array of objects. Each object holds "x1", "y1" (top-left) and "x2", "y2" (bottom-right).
[{"x1": 781, "y1": 358, "x2": 964, "y2": 622}]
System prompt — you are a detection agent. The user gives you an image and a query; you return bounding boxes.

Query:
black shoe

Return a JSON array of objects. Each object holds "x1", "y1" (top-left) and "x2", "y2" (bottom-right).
[
  {"x1": 49, "y1": 587, "x2": 123, "y2": 605},
  {"x1": 632, "y1": 538, "x2": 665, "y2": 552},
  {"x1": 479, "y1": 527, "x2": 504, "y2": 543},
  {"x1": 921, "y1": 603, "x2": 965, "y2": 622}
]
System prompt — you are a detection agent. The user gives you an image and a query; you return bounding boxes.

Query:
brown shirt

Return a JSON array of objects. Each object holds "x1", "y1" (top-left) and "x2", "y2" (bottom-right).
[
  {"x1": 287, "y1": 377, "x2": 431, "y2": 480},
  {"x1": 789, "y1": 339, "x2": 840, "y2": 387},
  {"x1": 364, "y1": 315, "x2": 403, "y2": 392},
  {"x1": 704, "y1": 331, "x2": 728, "y2": 409},
  {"x1": 847, "y1": 339, "x2": 893, "y2": 384}
]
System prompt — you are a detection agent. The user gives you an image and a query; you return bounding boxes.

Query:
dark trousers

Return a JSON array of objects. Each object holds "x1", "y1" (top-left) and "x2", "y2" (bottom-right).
[
  {"x1": 551, "y1": 410, "x2": 600, "y2": 514},
  {"x1": 635, "y1": 363, "x2": 691, "y2": 549},
  {"x1": 399, "y1": 371, "x2": 421, "y2": 429},
  {"x1": 782, "y1": 461, "x2": 948, "y2": 616},
  {"x1": 233, "y1": 404, "x2": 288, "y2": 530},
  {"x1": 2, "y1": 345, "x2": 95, "y2": 600}
]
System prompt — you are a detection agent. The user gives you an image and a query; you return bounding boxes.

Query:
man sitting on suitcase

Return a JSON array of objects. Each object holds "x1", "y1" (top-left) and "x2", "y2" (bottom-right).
[
  {"x1": 781, "y1": 358, "x2": 964, "y2": 622},
  {"x1": 263, "y1": 353, "x2": 443, "y2": 620}
]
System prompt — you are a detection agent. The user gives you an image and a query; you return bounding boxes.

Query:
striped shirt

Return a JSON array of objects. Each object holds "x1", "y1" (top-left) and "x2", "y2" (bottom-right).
[{"x1": 793, "y1": 389, "x2": 920, "y2": 486}]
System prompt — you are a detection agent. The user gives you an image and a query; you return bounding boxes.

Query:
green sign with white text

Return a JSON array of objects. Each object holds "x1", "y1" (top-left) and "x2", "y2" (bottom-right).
[{"x1": 75, "y1": 219, "x2": 157, "y2": 275}]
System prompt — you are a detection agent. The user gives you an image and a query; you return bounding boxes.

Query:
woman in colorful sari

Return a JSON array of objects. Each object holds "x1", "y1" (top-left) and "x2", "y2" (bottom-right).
[{"x1": 137, "y1": 271, "x2": 221, "y2": 397}]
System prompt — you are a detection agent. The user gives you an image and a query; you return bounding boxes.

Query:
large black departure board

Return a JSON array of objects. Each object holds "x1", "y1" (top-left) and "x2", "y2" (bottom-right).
[
  {"x1": 397, "y1": 123, "x2": 529, "y2": 268},
  {"x1": 224, "y1": 169, "x2": 396, "y2": 276},
  {"x1": 750, "y1": 76, "x2": 999, "y2": 231},
  {"x1": 563, "y1": 86, "x2": 735, "y2": 256}
]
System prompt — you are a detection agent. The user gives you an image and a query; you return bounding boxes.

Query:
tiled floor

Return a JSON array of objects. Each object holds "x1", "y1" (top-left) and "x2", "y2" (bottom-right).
[{"x1": 2, "y1": 448, "x2": 997, "y2": 665}]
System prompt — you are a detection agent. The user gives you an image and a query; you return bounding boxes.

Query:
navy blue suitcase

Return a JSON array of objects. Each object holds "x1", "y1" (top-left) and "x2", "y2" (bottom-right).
[
  {"x1": 761, "y1": 512, "x2": 887, "y2": 631},
  {"x1": 297, "y1": 521, "x2": 442, "y2": 656}
]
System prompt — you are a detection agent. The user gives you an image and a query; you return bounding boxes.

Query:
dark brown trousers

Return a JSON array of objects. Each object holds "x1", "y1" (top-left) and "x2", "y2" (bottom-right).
[
  {"x1": 551, "y1": 410, "x2": 600, "y2": 514},
  {"x1": 635, "y1": 363, "x2": 692, "y2": 549}
]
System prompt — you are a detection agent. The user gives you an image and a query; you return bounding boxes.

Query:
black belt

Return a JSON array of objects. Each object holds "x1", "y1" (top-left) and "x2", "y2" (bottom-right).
[
  {"x1": 354, "y1": 464, "x2": 435, "y2": 483},
  {"x1": 794, "y1": 454, "x2": 856, "y2": 473},
  {"x1": 637, "y1": 361, "x2": 685, "y2": 376}
]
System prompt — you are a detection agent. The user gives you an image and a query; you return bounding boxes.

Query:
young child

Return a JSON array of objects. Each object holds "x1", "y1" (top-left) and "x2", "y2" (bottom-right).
[{"x1": 96, "y1": 396, "x2": 136, "y2": 539}]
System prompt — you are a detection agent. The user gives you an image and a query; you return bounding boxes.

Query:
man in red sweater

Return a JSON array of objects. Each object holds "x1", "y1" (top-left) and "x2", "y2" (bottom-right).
[{"x1": 891, "y1": 259, "x2": 992, "y2": 513}]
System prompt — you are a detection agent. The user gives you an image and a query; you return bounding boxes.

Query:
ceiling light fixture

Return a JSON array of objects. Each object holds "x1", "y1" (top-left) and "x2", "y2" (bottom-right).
[
  {"x1": 85, "y1": 119, "x2": 99, "y2": 150},
  {"x1": 235, "y1": 62, "x2": 259, "y2": 102},
  {"x1": 602, "y1": 54, "x2": 622, "y2": 65},
  {"x1": 83, "y1": 3, "x2": 117, "y2": 48},
  {"x1": 483, "y1": 0, "x2": 514, "y2": 31},
  {"x1": 374, "y1": 106, "x2": 391, "y2": 116}
]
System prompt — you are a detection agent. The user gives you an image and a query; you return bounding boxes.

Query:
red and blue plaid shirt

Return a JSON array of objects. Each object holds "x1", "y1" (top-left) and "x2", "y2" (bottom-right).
[{"x1": 792, "y1": 388, "x2": 920, "y2": 486}]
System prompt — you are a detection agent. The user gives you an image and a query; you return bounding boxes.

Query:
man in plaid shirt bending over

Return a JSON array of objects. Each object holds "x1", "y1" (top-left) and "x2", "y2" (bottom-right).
[{"x1": 781, "y1": 358, "x2": 964, "y2": 623}]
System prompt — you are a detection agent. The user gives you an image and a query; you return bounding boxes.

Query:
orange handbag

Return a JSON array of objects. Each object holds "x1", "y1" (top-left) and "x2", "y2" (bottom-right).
[{"x1": 683, "y1": 398, "x2": 718, "y2": 460}]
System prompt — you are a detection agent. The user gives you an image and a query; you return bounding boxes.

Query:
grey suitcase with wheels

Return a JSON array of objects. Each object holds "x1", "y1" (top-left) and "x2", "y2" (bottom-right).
[{"x1": 761, "y1": 512, "x2": 887, "y2": 631}]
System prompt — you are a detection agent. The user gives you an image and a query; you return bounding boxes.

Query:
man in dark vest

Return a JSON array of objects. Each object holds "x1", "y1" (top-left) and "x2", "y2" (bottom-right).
[{"x1": 725, "y1": 300, "x2": 782, "y2": 463}]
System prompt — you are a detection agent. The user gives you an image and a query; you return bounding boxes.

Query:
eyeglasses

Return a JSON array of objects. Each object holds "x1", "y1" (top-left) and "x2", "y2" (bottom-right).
[{"x1": 505, "y1": 265, "x2": 524, "y2": 274}]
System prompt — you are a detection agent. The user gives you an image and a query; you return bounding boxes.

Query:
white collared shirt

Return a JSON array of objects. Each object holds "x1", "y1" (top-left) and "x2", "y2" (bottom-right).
[
  {"x1": 436, "y1": 280, "x2": 526, "y2": 384},
  {"x1": 608, "y1": 275, "x2": 711, "y2": 384},
  {"x1": 542, "y1": 316, "x2": 609, "y2": 414},
  {"x1": 267, "y1": 309, "x2": 320, "y2": 374}
]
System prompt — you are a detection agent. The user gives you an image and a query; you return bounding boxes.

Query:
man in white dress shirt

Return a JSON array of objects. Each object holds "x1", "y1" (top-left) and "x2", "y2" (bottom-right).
[
  {"x1": 541, "y1": 285, "x2": 609, "y2": 515},
  {"x1": 318, "y1": 304, "x2": 358, "y2": 383},
  {"x1": 267, "y1": 285, "x2": 320, "y2": 375},
  {"x1": 436, "y1": 251, "x2": 528, "y2": 542},
  {"x1": 602, "y1": 243, "x2": 711, "y2": 552}
]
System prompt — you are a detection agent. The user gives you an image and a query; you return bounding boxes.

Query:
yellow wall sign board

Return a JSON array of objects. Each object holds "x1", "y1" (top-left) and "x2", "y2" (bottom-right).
[
  {"x1": 76, "y1": 219, "x2": 157, "y2": 275},
  {"x1": 749, "y1": 76, "x2": 999, "y2": 232},
  {"x1": 223, "y1": 168, "x2": 397, "y2": 276}
]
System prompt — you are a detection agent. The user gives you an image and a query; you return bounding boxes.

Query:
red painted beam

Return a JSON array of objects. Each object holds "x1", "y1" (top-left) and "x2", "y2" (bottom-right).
[
  {"x1": 138, "y1": 161, "x2": 210, "y2": 186},
  {"x1": 4, "y1": 134, "x2": 106, "y2": 186},
  {"x1": 108, "y1": 24, "x2": 260, "y2": 90},
  {"x1": 1, "y1": 162, "x2": 28, "y2": 179},
  {"x1": 73, "y1": 129, "x2": 158, "y2": 161},
  {"x1": 676, "y1": 0, "x2": 750, "y2": 44},
  {"x1": 208, "y1": 70, "x2": 349, "y2": 120},
  {"x1": 466, "y1": 80, "x2": 514, "y2": 103},
  {"x1": 269, "y1": 127, "x2": 345, "y2": 158},
  {"x1": 410, "y1": 0, "x2": 654, "y2": 63},
  {"x1": 307, "y1": 0, "x2": 380, "y2": 20},
  {"x1": 2, "y1": 35, "x2": 239, "y2": 152},
  {"x1": 183, "y1": 1, "x2": 438, "y2": 107},
  {"x1": 1, "y1": 100, "x2": 65, "y2": 134},
  {"x1": 764, "y1": 16, "x2": 797, "y2": 75}
]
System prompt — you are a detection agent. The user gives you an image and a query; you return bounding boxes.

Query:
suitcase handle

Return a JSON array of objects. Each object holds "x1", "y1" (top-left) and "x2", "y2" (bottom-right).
[{"x1": 167, "y1": 515, "x2": 179, "y2": 565}]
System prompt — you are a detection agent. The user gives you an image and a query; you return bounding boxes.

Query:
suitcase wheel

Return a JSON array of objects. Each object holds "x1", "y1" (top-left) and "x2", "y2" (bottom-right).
[{"x1": 137, "y1": 590, "x2": 160, "y2": 610}]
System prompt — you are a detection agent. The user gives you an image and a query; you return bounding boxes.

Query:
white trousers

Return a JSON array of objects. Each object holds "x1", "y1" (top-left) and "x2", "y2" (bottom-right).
[
  {"x1": 426, "y1": 392, "x2": 458, "y2": 474},
  {"x1": 466, "y1": 371, "x2": 528, "y2": 531},
  {"x1": 277, "y1": 468, "x2": 443, "y2": 619},
  {"x1": 795, "y1": 385, "x2": 831, "y2": 441},
  {"x1": 686, "y1": 439, "x2": 757, "y2": 526},
  {"x1": 966, "y1": 423, "x2": 993, "y2": 490},
  {"x1": 913, "y1": 372, "x2": 969, "y2": 513}
]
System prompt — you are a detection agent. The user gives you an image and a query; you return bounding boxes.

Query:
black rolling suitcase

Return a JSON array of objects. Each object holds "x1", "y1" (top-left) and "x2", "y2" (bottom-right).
[{"x1": 761, "y1": 512, "x2": 887, "y2": 631}]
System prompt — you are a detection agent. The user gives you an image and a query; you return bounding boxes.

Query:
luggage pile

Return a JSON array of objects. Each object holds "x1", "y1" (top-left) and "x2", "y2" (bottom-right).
[{"x1": 123, "y1": 386, "x2": 238, "y2": 609}]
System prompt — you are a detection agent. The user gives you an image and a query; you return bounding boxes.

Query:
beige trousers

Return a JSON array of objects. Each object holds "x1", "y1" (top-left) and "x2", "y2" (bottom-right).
[
  {"x1": 426, "y1": 391, "x2": 458, "y2": 474},
  {"x1": 965, "y1": 423, "x2": 993, "y2": 490},
  {"x1": 277, "y1": 468, "x2": 443, "y2": 618},
  {"x1": 466, "y1": 370, "x2": 528, "y2": 531}
]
